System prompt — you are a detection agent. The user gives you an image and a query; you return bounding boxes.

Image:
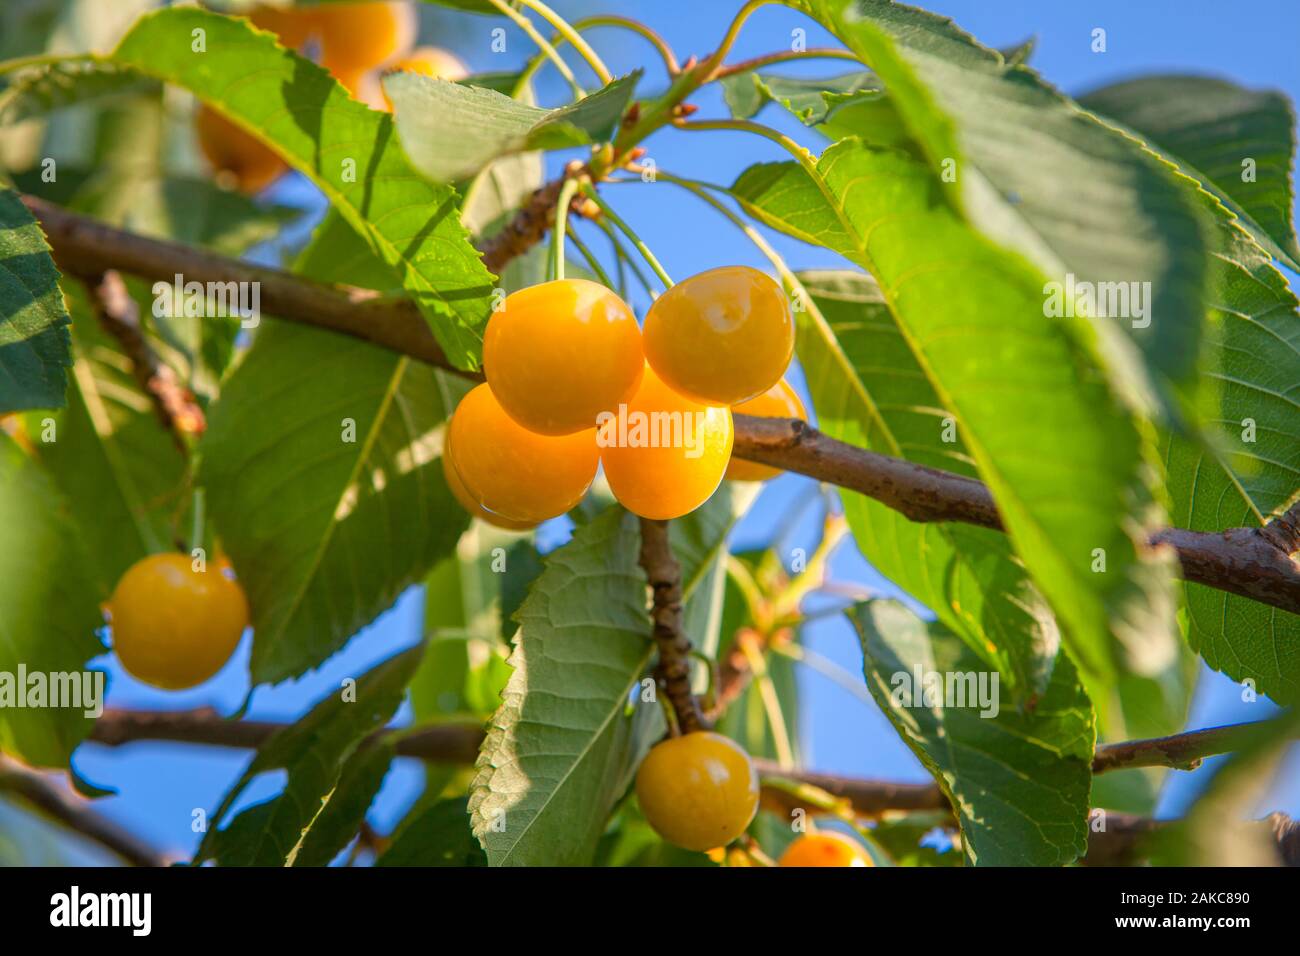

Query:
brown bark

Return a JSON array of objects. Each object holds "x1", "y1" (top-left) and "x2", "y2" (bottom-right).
[{"x1": 26, "y1": 194, "x2": 1299, "y2": 618}]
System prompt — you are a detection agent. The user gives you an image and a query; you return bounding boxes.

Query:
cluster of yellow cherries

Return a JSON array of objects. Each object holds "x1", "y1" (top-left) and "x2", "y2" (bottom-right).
[
  {"x1": 108, "y1": 2, "x2": 867, "y2": 867},
  {"x1": 445, "y1": 267, "x2": 807, "y2": 530},
  {"x1": 197, "y1": 2, "x2": 466, "y2": 193},
  {"x1": 451, "y1": 270, "x2": 870, "y2": 865}
]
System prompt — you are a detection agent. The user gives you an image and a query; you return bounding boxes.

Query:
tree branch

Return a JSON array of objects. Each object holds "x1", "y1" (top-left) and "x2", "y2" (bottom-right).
[
  {"x1": 1080, "y1": 811, "x2": 1300, "y2": 866},
  {"x1": 0, "y1": 753, "x2": 166, "y2": 867},
  {"x1": 86, "y1": 270, "x2": 205, "y2": 454},
  {"x1": 637, "y1": 517, "x2": 706, "y2": 733},
  {"x1": 89, "y1": 709, "x2": 1295, "y2": 800},
  {"x1": 477, "y1": 172, "x2": 573, "y2": 275},
  {"x1": 24, "y1": 195, "x2": 1300, "y2": 617},
  {"x1": 83, "y1": 710, "x2": 1299, "y2": 865},
  {"x1": 1091, "y1": 720, "x2": 1300, "y2": 774}
]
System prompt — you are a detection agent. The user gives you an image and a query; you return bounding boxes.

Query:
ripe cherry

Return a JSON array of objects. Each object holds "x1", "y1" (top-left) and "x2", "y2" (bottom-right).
[
  {"x1": 246, "y1": 4, "x2": 318, "y2": 51},
  {"x1": 317, "y1": 2, "x2": 416, "y2": 73},
  {"x1": 447, "y1": 383, "x2": 599, "y2": 524},
  {"x1": 778, "y1": 831, "x2": 874, "y2": 867},
  {"x1": 635, "y1": 731, "x2": 759, "y2": 852},
  {"x1": 195, "y1": 104, "x2": 287, "y2": 194},
  {"x1": 441, "y1": 432, "x2": 538, "y2": 532},
  {"x1": 598, "y1": 365, "x2": 733, "y2": 520},
  {"x1": 725, "y1": 377, "x2": 808, "y2": 482},
  {"x1": 642, "y1": 265, "x2": 794, "y2": 406},
  {"x1": 484, "y1": 279, "x2": 644, "y2": 436},
  {"x1": 108, "y1": 553, "x2": 249, "y2": 690}
]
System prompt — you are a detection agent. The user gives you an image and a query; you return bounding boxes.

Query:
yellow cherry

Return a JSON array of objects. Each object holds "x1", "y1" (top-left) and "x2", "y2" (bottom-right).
[
  {"x1": 778, "y1": 831, "x2": 874, "y2": 867},
  {"x1": 317, "y1": 2, "x2": 416, "y2": 73},
  {"x1": 447, "y1": 383, "x2": 598, "y2": 524},
  {"x1": 441, "y1": 432, "x2": 538, "y2": 531},
  {"x1": 195, "y1": 104, "x2": 287, "y2": 194},
  {"x1": 484, "y1": 279, "x2": 645, "y2": 436},
  {"x1": 598, "y1": 365, "x2": 732, "y2": 520},
  {"x1": 108, "y1": 553, "x2": 249, "y2": 690},
  {"x1": 636, "y1": 731, "x2": 760, "y2": 852},
  {"x1": 642, "y1": 265, "x2": 794, "y2": 405}
]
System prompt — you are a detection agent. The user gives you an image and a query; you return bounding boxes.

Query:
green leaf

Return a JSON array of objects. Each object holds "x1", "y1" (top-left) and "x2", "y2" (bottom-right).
[
  {"x1": 1079, "y1": 75, "x2": 1300, "y2": 271},
  {"x1": 793, "y1": 269, "x2": 1063, "y2": 701},
  {"x1": 0, "y1": 433, "x2": 104, "y2": 767},
  {"x1": 1064, "y1": 79, "x2": 1300, "y2": 705},
  {"x1": 732, "y1": 144, "x2": 1179, "y2": 712},
  {"x1": 200, "y1": 320, "x2": 468, "y2": 684},
  {"x1": 469, "y1": 495, "x2": 739, "y2": 866},
  {"x1": 0, "y1": 59, "x2": 156, "y2": 126},
  {"x1": 422, "y1": 524, "x2": 539, "y2": 644},
  {"x1": 594, "y1": 799, "x2": 720, "y2": 868},
  {"x1": 199, "y1": 204, "x2": 471, "y2": 684},
  {"x1": 720, "y1": 70, "x2": 881, "y2": 124},
  {"x1": 0, "y1": 187, "x2": 72, "y2": 412},
  {"x1": 782, "y1": 0, "x2": 1214, "y2": 408},
  {"x1": 199, "y1": 644, "x2": 423, "y2": 866},
  {"x1": 851, "y1": 601, "x2": 1094, "y2": 866},
  {"x1": 376, "y1": 796, "x2": 487, "y2": 867},
  {"x1": 1164, "y1": 222, "x2": 1300, "y2": 705},
  {"x1": 29, "y1": 283, "x2": 186, "y2": 593},
  {"x1": 386, "y1": 71, "x2": 639, "y2": 182},
  {"x1": 467, "y1": 507, "x2": 659, "y2": 867},
  {"x1": 110, "y1": 8, "x2": 495, "y2": 370},
  {"x1": 290, "y1": 739, "x2": 394, "y2": 867},
  {"x1": 1073, "y1": 79, "x2": 1300, "y2": 705},
  {"x1": 459, "y1": 79, "x2": 545, "y2": 242}
]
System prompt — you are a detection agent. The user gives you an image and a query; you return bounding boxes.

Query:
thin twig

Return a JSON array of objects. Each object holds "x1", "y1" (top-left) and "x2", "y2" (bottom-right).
[
  {"x1": 89, "y1": 709, "x2": 1298, "y2": 790},
  {"x1": 24, "y1": 194, "x2": 1300, "y2": 617},
  {"x1": 86, "y1": 270, "x2": 205, "y2": 455},
  {"x1": 0, "y1": 753, "x2": 166, "y2": 867}
]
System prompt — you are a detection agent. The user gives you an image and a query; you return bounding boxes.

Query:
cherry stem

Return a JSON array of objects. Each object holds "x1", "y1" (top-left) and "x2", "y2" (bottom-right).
[
  {"x1": 701, "y1": 0, "x2": 778, "y2": 80},
  {"x1": 189, "y1": 486, "x2": 205, "y2": 558},
  {"x1": 490, "y1": 0, "x2": 584, "y2": 98},
  {"x1": 578, "y1": 182, "x2": 673, "y2": 288},
  {"x1": 516, "y1": 0, "x2": 614, "y2": 85},
  {"x1": 550, "y1": 175, "x2": 583, "y2": 282},
  {"x1": 576, "y1": 16, "x2": 680, "y2": 75},
  {"x1": 565, "y1": 225, "x2": 615, "y2": 288},
  {"x1": 711, "y1": 47, "x2": 863, "y2": 79},
  {"x1": 594, "y1": 217, "x2": 656, "y2": 300}
]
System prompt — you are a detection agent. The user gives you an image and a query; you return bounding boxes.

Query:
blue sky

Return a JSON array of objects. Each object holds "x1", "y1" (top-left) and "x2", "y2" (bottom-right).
[{"x1": 55, "y1": 0, "x2": 1300, "y2": 862}]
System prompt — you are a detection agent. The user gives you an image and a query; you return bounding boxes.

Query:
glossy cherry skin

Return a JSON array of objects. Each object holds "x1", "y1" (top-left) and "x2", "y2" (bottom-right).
[
  {"x1": 725, "y1": 377, "x2": 808, "y2": 482},
  {"x1": 636, "y1": 731, "x2": 760, "y2": 852},
  {"x1": 441, "y1": 431, "x2": 538, "y2": 532},
  {"x1": 597, "y1": 365, "x2": 733, "y2": 520},
  {"x1": 642, "y1": 266, "x2": 794, "y2": 406},
  {"x1": 778, "y1": 831, "x2": 874, "y2": 867},
  {"x1": 108, "y1": 553, "x2": 249, "y2": 690},
  {"x1": 195, "y1": 105, "x2": 287, "y2": 194},
  {"x1": 317, "y1": 2, "x2": 416, "y2": 72},
  {"x1": 485, "y1": 279, "x2": 645, "y2": 436},
  {"x1": 447, "y1": 383, "x2": 599, "y2": 524}
]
